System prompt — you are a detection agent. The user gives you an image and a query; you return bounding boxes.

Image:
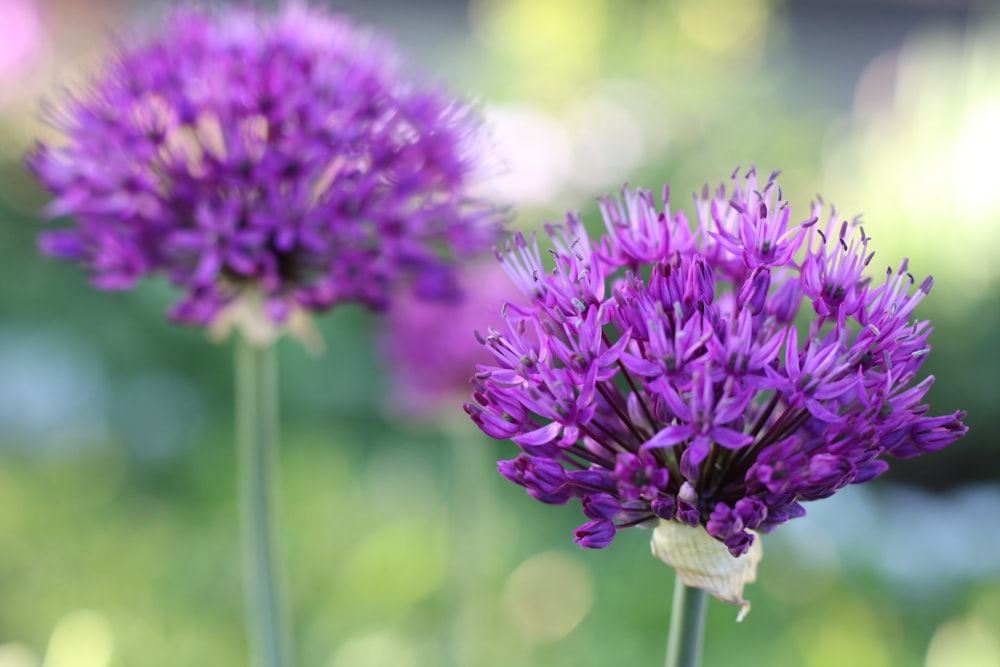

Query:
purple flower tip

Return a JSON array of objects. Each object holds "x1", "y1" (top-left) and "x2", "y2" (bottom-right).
[
  {"x1": 574, "y1": 519, "x2": 617, "y2": 549},
  {"x1": 582, "y1": 493, "x2": 622, "y2": 520},
  {"x1": 28, "y1": 4, "x2": 502, "y2": 329},
  {"x1": 466, "y1": 168, "x2": 968, "y2": 555}
]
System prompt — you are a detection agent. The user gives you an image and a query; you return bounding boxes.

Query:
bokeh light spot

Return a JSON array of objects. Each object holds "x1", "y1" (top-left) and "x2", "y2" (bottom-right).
[
  {"x1": 472, "y1": 0, "x2": 607, "y2": 92},
  {"x1": 42, "y1": 610, "x2": 114, "y2": 667},
  {"x1": 337, "y1": 519, "x2": 447, "y2": 615},
  {"x1": 329, "y1": 632, "x2": 417, "y2": 667},
  {"x1": 564, "y1": 92, "x2": 644, "y2": 189},
  {"x1": 0, "y1": 0, "x2": 43, "y2": 77},
  {"x1": 0, "y1": 643, "x2": 38, "y2": 667},
  {"x1": 478, "y1": 104, "x2": 571, "y2": 205},
  {"x1": 951, "y1": 105, "x2": 1000, "y2": 220},
  {"x1": 502, "y1": 550, "x2": 594, "y2": 644},
  {"x1": 793, "y1": 596, "x2": 897, "y2": 667},
  {"x1": 678, "y1": 0, "x2": 769, "y2": 55},
  {"x1": 925, "y1": 616, "x2": 1000, "y2": 667}
]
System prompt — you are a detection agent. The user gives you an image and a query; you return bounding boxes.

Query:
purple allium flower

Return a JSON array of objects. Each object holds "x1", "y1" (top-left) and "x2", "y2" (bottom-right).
[
  {"x1": 381, "y1": 261, "x2": 524, "y2": 417},
  {"x1": 466, "y1": 168, "x2": 968, "y2": 557},
  {"x1": 27, "y1": 4, "x2": 500, "y2": 330}
]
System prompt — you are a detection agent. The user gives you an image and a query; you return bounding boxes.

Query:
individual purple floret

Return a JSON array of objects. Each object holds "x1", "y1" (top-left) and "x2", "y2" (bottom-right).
[
  {"x1": 28, "y1": 4, "x2": 500, "y2": 328},
  {"x1": 465, "y1": 168, "x2": 967, "y2": 557}
]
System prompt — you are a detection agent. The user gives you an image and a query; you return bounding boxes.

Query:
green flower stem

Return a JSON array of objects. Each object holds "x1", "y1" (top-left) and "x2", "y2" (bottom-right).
[
  {"x1": 236, "y1": 336, "x2": 291, "y2": 667},
  {"x1": 445, "y1": 419, "x2": 495, "y2": 666},
  {"x1": 665, "y1": 577, "x2": 708, "y2": 667}
]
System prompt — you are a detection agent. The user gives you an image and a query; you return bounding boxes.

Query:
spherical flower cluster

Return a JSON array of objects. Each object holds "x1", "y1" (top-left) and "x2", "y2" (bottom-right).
[
  {"x1": 381, "y1": 261, "x2": 523, "y2": 418},
  {"x1": 28, "y1": 5, "x2": 500, "y2": 328},
  {"x1": 466, "y1": 168, "x2": 967, "y2": 557}
]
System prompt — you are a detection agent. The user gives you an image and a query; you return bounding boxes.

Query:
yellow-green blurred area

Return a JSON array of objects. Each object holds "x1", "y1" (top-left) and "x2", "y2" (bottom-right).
[{"x1": 1, "y1": 0, "x2": 999, "y2": 665}]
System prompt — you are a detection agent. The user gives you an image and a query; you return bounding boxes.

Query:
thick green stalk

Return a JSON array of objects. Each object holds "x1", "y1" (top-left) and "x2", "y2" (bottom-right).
[
  {"x1": 664, "y1": 577, "x2": 708, "y2": 667},
  {"x1": 236, "y1": 337, "x2": 291, "y2": 667}
]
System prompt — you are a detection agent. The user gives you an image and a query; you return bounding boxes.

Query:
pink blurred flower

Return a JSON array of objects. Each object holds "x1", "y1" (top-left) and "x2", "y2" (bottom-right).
[
  {"x1": 381, "y1": 261, "x2": 522, "y2": 419},
  {"x1": 0, "y1": 0, "x2": 43, "y2": 79}
]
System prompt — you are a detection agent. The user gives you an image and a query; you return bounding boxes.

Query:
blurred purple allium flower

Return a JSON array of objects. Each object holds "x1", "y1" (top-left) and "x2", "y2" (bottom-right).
[
  {"x1": 466, "y1": 168, "x2": 967, "y2": 557},
  {"x1": 27, "y1": 4, "x2": 500, "y2": 330},
  {"x1": 382, "y1": 261, "x2": 522, "y2": 418}
]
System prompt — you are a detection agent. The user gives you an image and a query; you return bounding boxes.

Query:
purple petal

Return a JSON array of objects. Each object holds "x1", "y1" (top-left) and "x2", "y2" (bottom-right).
[{"x1": 512, "y1": 421, "x2": 562, "y2": 448}]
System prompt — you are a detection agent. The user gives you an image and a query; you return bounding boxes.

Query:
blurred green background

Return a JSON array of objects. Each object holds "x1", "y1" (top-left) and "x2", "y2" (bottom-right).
[{"x1": 1, "y1": 0, "x2": 999, "y2": 665}]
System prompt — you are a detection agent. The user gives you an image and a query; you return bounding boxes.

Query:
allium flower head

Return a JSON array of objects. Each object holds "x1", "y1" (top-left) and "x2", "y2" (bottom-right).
[
  {"x1": 466, "y1": 168, "x2": 967, "y2": 559},
  {"x1": 381, "y1": 261, "x2": 522, "y2": 418},
  {"x1": 28, "y1": 4, "x2": 500, "y2": 332}
]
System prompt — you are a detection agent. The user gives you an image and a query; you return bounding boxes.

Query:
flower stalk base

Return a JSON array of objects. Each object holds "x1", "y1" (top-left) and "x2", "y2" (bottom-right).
[
  {"x1": 665, "y1": 577, "x2": 708, "y2": 667},
  {"x1": 236, "y1": 337, "x2": 291, "y2": 667}
]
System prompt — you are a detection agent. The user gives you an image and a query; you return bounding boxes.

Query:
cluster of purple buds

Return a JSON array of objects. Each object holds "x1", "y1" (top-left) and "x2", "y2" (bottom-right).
[
  {"x1": 467, "y1": 168, "x2": 967, "y2": 556},
  {"x1": 28, "y1": 5, "x2": 500, "y2": 326}
]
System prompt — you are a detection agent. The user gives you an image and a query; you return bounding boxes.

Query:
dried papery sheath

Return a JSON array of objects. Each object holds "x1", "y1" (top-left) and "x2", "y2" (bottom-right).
[
  {"x1": 651, "y1": 520, "x2": 761, "y2": 620},
  {"x1": 208, "y1": 287, "x2": 323, "y2": 352},
  {"x1": 466, "y1": 168, "x2": 968, "y2": 607},
  {"x1": 28, "y1": 4, "x2": 501, "y2": 336}
]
